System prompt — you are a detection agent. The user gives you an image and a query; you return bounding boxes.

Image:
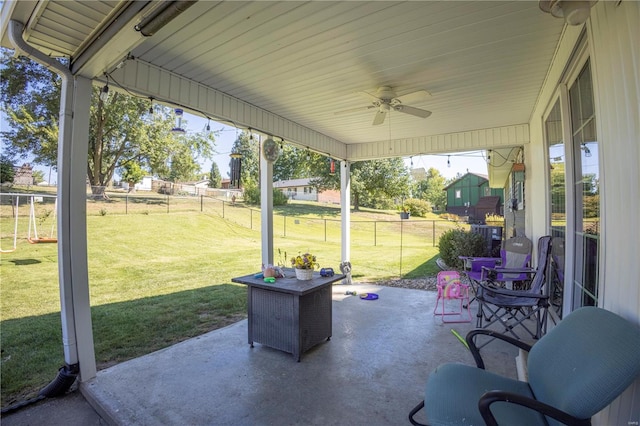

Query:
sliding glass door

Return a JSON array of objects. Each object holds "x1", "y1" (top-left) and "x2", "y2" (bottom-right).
[
  {"x1": 545, "y1": 58, "x2": 599, "y2": 314},
  {"x1": 569, "y1": 61, "x2": 599, "y2": 308}
]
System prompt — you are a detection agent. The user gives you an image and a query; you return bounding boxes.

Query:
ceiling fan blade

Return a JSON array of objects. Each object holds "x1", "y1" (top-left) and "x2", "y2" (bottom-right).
[
  {"x1": 372, "y1": 110, "x2": 387, "y2": 126},
  {"x1": 394, "y1": 105, "x2": 432, "y2": 119},
  {"x1": 395, "y1": 89, "x2": 431, "y2": 104},
  {"x1": 333, "y1": 105, "x2": 376, "y2": 115}
]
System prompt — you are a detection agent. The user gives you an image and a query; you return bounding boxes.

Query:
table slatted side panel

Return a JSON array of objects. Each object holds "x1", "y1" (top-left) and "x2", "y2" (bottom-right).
[
  {"x1": 251, "y1": 288, "x2": 294, "y2": 353},
  {"x1": 300, "y1": 286, "x2": 332, "y2": 353}
]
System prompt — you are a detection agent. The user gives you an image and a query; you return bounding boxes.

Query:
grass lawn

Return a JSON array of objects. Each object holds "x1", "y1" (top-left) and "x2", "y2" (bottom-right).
[{"x1": 0, "y1": 195, "x2": 455, "y2": 406}]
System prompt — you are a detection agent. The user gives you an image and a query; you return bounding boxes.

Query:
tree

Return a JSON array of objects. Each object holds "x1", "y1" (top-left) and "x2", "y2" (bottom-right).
[
  {"x1": 273, "y1": 145, "x2": 319, "y2": 181},
  {"x1": 120, "y1": 161, "x2": 146, "y2": 193},
  {"x1": 0, "y1": 50, "x2": 59, "y2": 168},
  {"x1": 413, "y1": 167, "x2": 447, "y2": 211},
  {"x1": 0, "y1": 155, "x2": 15, "y2": 183},
  {"x1": 1, "y1": 51, "x2": 216, "y2": 196},
  {"x1": 209, "y1": 162, "x2": 222, "y2": 188},
  {"x1": 311, "y1": 157, "x2": 411, "y2": 210},
  {"x1": 32, "y1": 169, "x2": 46, "y2": 185}
]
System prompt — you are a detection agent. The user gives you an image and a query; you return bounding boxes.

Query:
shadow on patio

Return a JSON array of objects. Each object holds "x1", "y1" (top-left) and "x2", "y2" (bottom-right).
[{"x1": 83, "y1": 284, "x2": 520, "y2": 425}]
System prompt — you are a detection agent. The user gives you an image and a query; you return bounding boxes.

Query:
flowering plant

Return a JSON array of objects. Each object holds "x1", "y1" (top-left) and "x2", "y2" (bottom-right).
[{"x1": 291, "y1": 252, "x2": 319, "y2": 270}]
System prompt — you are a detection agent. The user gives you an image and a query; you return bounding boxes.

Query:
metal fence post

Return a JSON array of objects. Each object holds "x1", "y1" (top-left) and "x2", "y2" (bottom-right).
[
  {"x1": 166, "y1": 194, "x2": 169, "y2": 214},
  {"x1": 222, "y1": 200, "x2": 225, "y2": 218},
  {"x1": 432, "y1": 220, "x2": 436, "y2": 246},
  {"x1": 374, "y1": 221, "x2": 377, "y2": 246},
  {"x1": 200, "y1": 195, "x2": 203, "y2": 212},
  {"x1": 324, "y1": 219, "x2": 327, "y2": 242},
  {"x1": 400, "y1": 218, "x2": 403, "y2": 277},
  {"x1": 125, "y1": 194, "x2": 128, "y2": 215}
]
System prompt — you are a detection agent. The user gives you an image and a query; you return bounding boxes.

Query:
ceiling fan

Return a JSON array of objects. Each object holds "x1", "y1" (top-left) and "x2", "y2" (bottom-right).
[{"x1": 335, "y1": 86, "x2": 432, "y2": 126}]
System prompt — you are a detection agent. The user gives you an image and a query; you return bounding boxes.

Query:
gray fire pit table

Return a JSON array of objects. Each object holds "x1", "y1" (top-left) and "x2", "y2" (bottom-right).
[{"x1": 232, "y1": 269, "x2": 345, "y2": 361}]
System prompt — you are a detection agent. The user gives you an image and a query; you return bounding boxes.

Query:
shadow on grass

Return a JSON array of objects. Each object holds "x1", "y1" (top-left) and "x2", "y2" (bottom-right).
[
  {"x1": 9, "y1": 259, "x2": 41, "y2": 266},
  {"x1": 402, "y1": 253, "x2": 442, "y2": 278},
  {"x1": 0, "y1": 283, "x2": 247, "y2": 408},
  {"x1": 274, "y1": 203, "x2": 341, "y2": 218}
]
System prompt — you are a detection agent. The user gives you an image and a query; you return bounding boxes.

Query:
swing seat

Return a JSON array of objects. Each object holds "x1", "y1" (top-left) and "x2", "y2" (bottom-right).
[
  {"x1": 28, "y1": 237, "x2": 57, "y2": 244},
  {"x1": 433, "y1": 271, "x2": 471, "y2": 323}
]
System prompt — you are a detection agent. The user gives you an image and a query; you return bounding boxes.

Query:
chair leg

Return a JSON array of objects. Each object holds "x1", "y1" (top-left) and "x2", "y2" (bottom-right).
[{"x1": 408, "y1": 401, "x2": 428, "y2": 426}]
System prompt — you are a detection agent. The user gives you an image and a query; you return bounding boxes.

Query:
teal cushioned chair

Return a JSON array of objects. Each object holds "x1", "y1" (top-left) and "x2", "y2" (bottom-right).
[{"x1": 409, "y1": 306, "x2": 640, "y2": 425}]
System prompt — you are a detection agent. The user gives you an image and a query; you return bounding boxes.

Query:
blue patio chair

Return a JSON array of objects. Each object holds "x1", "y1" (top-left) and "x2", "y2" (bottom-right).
[
  {"x1": 475, "y1": 236, "x2": 552, "y2": 342},
  {"x1": 409, "y1": 306, "x2": 640, "y2": 426}
]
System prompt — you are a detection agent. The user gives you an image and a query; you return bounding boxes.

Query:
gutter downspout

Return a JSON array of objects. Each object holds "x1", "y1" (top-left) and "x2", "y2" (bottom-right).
[{"x1": 8, "y1": 19, "x2": 80, "y2": 370}]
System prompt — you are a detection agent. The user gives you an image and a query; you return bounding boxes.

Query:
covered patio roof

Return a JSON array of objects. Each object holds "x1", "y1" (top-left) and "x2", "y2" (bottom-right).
[{"x1": 1, "y1": 1, "x2": 561, "y2": 173}]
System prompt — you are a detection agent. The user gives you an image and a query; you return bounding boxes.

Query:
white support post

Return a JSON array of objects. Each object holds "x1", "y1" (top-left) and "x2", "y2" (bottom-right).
[
  {"x1": 260, "y1": 152, "x2": 274, "y2": 268},
  {"x1": 57, "y1": 76, "x2": 96, "y2": 380},
  {"x1": 340, "y1": 161, "x2": 351, "y2": 264}
]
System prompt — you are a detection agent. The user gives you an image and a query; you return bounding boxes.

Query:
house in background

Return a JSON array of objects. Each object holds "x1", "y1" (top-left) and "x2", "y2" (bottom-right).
[
  {"x1": 443, "y1": 172, "x2": 503, "y2": 222},
  {"x1": 133, "y1": 176, "x2": 153, "y2": 192},
  {"x1": 273, "y1": 178, "x2": 318, "y2": 201},
  {"x1": 13, "y1": 163, "x2": 34, "y2": 186},
  {"x1": 273, "y1": 178, "x2": 341, "y2": 204}
]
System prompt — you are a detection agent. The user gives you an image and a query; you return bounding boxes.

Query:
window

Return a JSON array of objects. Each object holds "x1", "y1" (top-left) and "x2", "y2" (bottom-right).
[{"x1": 455, "y1": 189, "x2": 461, "y2": 199}]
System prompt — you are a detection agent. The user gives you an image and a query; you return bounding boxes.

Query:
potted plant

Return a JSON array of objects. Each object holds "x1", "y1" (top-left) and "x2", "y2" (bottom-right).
[
  {"x1": 290, "y1": 252, "x2": 319, "y2": 281},
  {"x1": 400, "y1": 207, "x2": 410, "y2": 220}
]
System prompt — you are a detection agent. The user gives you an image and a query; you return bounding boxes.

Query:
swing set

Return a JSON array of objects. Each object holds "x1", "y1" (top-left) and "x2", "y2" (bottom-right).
[{"x1": 0, "y1": 194, "x2": 57, "y2": 253}]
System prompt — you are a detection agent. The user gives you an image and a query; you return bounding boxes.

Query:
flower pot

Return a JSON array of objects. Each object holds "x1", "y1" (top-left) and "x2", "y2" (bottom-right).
[{"x1": 295, "y1": 268, "x2": 314, "y2": 281}]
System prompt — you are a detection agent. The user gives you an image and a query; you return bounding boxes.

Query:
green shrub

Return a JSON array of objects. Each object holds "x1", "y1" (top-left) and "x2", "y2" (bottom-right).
[
  {"x1": 403, "y1": 198, "x2": 432, "y2": 217},
  {"x1": 273, "y1": 189, "x2": 289, "y2": 206},
  {"x1": 243, "y1": 184, "x2": 289, "y2": 206},
  {"x1": 438, "y1": 228, "x2": 488, "y2": 268},
  {"x1": 243, "y1": 184, "x2": 260, "y2": 205}
]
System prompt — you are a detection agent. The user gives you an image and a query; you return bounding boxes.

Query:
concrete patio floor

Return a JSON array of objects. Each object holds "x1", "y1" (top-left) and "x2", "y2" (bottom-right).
[{"x1": 80, "y1": 284, "x2": 521, "y2": 425}]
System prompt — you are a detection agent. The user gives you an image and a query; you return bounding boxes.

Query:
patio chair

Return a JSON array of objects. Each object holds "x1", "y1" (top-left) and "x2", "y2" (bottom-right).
[
  {"x1": 433, "y1": 271, "x2": 471, "y2": 323},
  {"x1": 461, "y1": 236, "x2": 533, "y2": 289},
  {"x1": 460, "y1": 236, "x2": 533, "y2": 306},
  {"x1": 475, "y1": 236, "x2": 552, "y2": 342},
  {"x1": 549, "y1": 236, "x2": 565, "y2": 318},
  {"x1": 409, "y1": 306, "x2": 640, "y2": 426}
]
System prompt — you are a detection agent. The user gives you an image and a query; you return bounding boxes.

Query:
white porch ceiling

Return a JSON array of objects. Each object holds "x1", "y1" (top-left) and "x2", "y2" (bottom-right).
[{"x1": 1, "y1": 0, "x2": 565, "y2": 161}]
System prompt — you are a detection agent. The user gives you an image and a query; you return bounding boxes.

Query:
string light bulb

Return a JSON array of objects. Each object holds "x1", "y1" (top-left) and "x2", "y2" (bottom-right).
[
  {"x1": 447, "y1": 155, "x2": 451, "y2": 168},
  {"x1": 100, "y1": 76, "x2": 110, "y2": 102},
  {"x1": 487, "y1": 150, "x2": 492, "y2": 164}
]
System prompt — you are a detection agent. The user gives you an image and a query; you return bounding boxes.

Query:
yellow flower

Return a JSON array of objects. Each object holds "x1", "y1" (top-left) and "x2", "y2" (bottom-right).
[{"x1": 290, "y1": 252, "x2": 319, "y2": 270}]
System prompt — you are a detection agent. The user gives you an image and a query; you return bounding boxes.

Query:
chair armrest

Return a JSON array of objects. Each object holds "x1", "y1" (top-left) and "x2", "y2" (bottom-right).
[
  {"x1": 478, "y1": 390, "x2": 591, "y2": 426},
  {"x1": 476, "y1": 280, "x2": 550, "y2": 300},
  {"x1": 460, "y1": 257, "x2": 501, "y2": 271},
  {"x1": 481, "y1": 266, "x2": 536, "y2": 281},
  {"x1": 466, "y1": 329, "x2": 532, "y2": 369}
]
